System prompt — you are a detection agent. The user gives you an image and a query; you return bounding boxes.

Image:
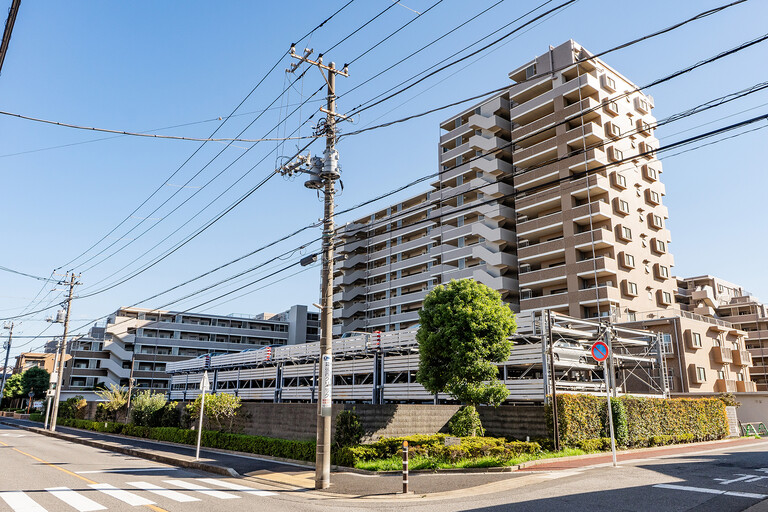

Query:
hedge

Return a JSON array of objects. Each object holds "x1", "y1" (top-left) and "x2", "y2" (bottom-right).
[
  {"x1": 547, "y1": 394, "x2": 728, "y2": 447},
  {"x1": 29, "y1": 413, "x2": 44, "y2": 422},
  {"x1": 54, "y1": 418, "x2": 316, "y2": 462},
  {"x1": 335, "y1": 434, "x2": 541, "y2": 467}
]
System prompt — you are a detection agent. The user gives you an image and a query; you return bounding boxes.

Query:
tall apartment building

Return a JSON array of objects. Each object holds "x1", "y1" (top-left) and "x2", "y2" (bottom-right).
[
  {"x1": 676, "y1": 275, "x2": 767, "y2": 391},
  {"x1": 333, "y1": 40, "x2": 674, "y2": 333},
  {"x1": 61, "y1": 305, "x2": 319, "y2": 400}
]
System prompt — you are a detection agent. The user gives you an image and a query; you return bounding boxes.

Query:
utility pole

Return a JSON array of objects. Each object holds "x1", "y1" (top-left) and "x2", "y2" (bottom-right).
[
  {"x1": 282, "y1": 44, "x2": 349, "y2": 490},
  {"x1": 546, "y1": 310, "x2": 560, "y2": 452},
  {"x1": 49, "y1": 272, "x2": 80, "y2": 431},
  {"x1": 43, "y1": 337, "x2": 61, "y2": 430},
  {"x1": 0, "y1": 322, "x2": 14, "y2": 400}
]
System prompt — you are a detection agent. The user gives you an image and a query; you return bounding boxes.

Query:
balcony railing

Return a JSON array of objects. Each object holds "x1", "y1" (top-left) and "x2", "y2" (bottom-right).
[
  {"x1": 712, "y1": 346, "x2": 733, "y2": 364},
  {"x1": 715, "y1": 378, "x2": 738, "y2": 393},
  {"x1": 732, "y1": 349, "x2": 752, "y2": 367}
]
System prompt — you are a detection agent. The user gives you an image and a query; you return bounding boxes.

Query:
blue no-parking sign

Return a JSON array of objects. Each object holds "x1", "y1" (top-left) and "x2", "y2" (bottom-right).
[{"x1": 591, "y1": 341, "x2": 609, "y2": 362}]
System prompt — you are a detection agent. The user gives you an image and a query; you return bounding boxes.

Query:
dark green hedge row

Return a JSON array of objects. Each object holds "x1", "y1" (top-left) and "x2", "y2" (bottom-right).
[
  {"x1": 547, "y1": 394, "x2": 728, "y2": 447},
  {"x1": 55, "y1": 418, "x2": 316, "y2": 462},
  {"x1": 29, "y1": 413, "x2": 44, "y2": 422},
  {"x1": 336, "y1": 434, "x2": 541, "y2": 467},
  {"x1": 575, "y1": 433, "x2": 696, "y2": 452}
]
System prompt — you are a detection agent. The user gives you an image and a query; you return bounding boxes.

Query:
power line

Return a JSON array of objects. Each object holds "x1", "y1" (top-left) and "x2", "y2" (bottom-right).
[
  {"x1": 0, "y1": 265, "x2": 59, "y2": 283},
  {"x1": 56, "y1": 1, "x2": 357, "y2": 272}
]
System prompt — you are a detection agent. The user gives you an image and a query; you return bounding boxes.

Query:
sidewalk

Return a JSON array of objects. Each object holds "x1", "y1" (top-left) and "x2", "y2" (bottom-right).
[{"x1": 2, "y1": 418, "x2": 765, "y2": 499}]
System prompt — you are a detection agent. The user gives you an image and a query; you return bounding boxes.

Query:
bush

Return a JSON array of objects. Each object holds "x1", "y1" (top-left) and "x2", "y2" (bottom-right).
[
  {"x1": 185, "y1": 393, "x2": 242, "y2": 433},
  {"x1": 449, "y1": 405, "x2": 485, "y2": 437},
  {"x1": 547, "y1": 394, "x2": 729, "y2": 447},
  {"x1": 54, "y1": 418, "x2": 316, "y2": 462},
  {"x1": 58, "y1": 396, "x2": 87, "y2": 420},
  {"x1": 336, "y1": 434, "x2": 541, "y2": 467},
  {"x1": 334, "y1": 409, "x2": 364, "y2": 448},
  {"x1": 29, "y1": 413, "x2": 43, "y2": 422}
]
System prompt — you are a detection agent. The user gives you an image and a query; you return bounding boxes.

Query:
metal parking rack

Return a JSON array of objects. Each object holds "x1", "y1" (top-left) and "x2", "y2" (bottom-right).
[{"x1": 167, "y1": 311, "x2": 667, "y2": 403}]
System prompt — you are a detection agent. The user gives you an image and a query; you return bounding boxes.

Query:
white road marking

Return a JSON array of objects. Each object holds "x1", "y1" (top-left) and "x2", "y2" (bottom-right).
[
  {"x1": 196, "y1": 478, "x2": 277, "y2": 496},
  {"x1": 539, "y1": 470, "x2": 584, "y2": 479},
  {"x1": 126, "y1": 482, "x2": 199, "y2": 502},
  {"x1": 77, "y1": 468, "x2": 175, "y2": 474},
  {"x1": 0, "y1": 434, "x2": 24, "y2": 437},
  {"x1": 45, "y1": 487, "x2": 106, "y2": 512},
  {"x1": 163, "y1": 480, "x2": 239, "y2": 500},
  {"x1": 714, "y1": 474, "x2": 755, "y2": 485},
  {"x1": 0, "y1": 491, "x2": 48, "y2": 512},
  {"x1": 654, "y1": 483, "x2": 767, "y2": 500},
  {"x1": 88, "y1": 483, "x2": 155, "y2": 506}
]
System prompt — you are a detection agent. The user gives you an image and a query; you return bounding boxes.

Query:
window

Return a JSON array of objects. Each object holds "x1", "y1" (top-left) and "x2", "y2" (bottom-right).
[
  {"x1": 660, "y1": 291, "x2": 672, "y2": 305},
  {"x1": 696, "y1": 367, "x2": 706, "y2": 382},
  {"x1": 615, "y1": 198, "x2": 630, "y2": 215},
  {"x1": 525, "y1": 63, "x2": 537, "y2": 79},
  {"x1": 662, "y1": 334, "x2": 673, "y2": 354},
  {"x1": 654, "y1": 239, "x2": 666, "y2": 253},
  {"x1": 643, "y1": 165, "x2": 658, "y2": 181},
  {"x1": 637, "y1": 119, "x2": 652, "y2": 135},
  {"x1": 658, "y1": 265, "x2": 669, "y2": 279},
  {"x1": 635, "y1": 97, "x2": 650, "y2": 113},
  {"x1": 609, "y1": 146, "x2": 624, "y2": 162},
  {"x1": 613, "y1": 172, "x2": 627, "y2": 189},
  {"x1": 622, "y1": 252, "x2": 635, "y2": 268},
  {"x1": 649, "y1": 214, "x2": 663, "y2": 229},
  {"x1": 626, "y1": 281, "x2": 638, "y2": 296},
  {"x1": 737, "y1": 373, "x2": 745, "y2": 382},
  {"x1": 717, "y1": 370, "x2": 725, "y2": 380},
  {"x1": 606, "y1": 122, "x2": 621, "y2": 138},
  {"x1": 602, "y1": 74, "x2": 616, "y2": 91},
  {"x1": 604, "y1": 101, "x2": 619, "y2": 116},
  {"x1": 647, "y1": 190, "x2": 661, "y2": 205},
  {"x1": 627, "y1": 311, "x2": 637, "y2": 322},
  {"x1": 620, "y1": 225, "x2": 632, "y2": 241},
  {"x1": 692, "y1": 332, "x2": 702, "y2": 348}
]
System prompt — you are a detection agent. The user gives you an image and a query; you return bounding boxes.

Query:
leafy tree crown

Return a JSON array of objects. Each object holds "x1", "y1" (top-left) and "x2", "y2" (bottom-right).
[{"x1": 416, "y1": 279, "x2": 516, "y2": 406}]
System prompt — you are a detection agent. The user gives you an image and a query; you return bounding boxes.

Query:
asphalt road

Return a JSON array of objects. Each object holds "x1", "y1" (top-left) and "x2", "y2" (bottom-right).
[{"x1": 2, "y1": 421, "x2": 766, "y2": 512}]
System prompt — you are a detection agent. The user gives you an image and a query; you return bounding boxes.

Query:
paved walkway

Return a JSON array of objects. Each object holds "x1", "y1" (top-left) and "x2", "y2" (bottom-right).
[{"x1": 2, "y1": 418, "x2": 764, "y2": 499}]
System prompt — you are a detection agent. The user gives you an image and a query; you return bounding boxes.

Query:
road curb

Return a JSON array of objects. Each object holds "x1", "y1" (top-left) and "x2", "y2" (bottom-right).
[{"x1": 0, "y1": 420, "x2": 240, "y2": 478}]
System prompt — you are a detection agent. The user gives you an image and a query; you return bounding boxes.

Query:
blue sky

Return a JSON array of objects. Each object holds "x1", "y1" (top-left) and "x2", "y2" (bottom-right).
[{"x1": 1, "y1": 0, "x2": 766, "y2": 360}]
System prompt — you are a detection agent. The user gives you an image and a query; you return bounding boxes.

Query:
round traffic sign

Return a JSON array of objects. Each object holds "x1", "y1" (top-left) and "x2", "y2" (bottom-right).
[{"x1": 591, "y1": 341, "x2": 609, "y2": 362}]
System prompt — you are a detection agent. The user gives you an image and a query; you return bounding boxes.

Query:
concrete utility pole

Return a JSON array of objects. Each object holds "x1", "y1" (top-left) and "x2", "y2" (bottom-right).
[
  {"x1": 546, "y1": 310, "x2": 560, "y2": 452},
  {"x1": 50, "y1": 273, "x2": 79, "y2": 432},
  {"x1": 283, "y1": 45, "x2": 349, "y2": 490},
  {"x1": 0, "y1": 322, "x2": 14, "y2": 400}
]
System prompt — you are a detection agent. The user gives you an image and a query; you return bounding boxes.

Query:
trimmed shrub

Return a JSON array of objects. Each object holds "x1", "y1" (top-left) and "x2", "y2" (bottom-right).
[
  {"x1": 334, "y1": 410, "x2": 364, "y2": 448},
  {"x1": 59, "y1": 396, "x2": 87, "y2": 420},
  {"x1": 449, "y1": 405, "x2": 485, "y2": 437},
  {"x1": 130, "y1": 391, "x2": 168, "y2": 427},
  {"x1": 547, "y1": 394, "x2": 728, "y2": 447},
  {"x1": 29, "y1": 413, "x2": 43, "y2": 422}
]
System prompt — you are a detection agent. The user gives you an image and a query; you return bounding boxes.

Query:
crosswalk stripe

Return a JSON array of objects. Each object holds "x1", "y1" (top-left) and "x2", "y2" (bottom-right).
[
  {"x1": 0, "y1": 491, "x2": 47, "y2": 512},
  {"x1": 196, "y1": 478, "x2": 277, "y2": 497},
  {"x1": 126, "y1": 482, "x2": 200, "y2": 503},
  {"x1": 88, "y1": 483, "x2": 155, "y2": 506},
  {"x1": 163, "y1": 480, "x2": 239, "y2": 500},
  {"x1": 46, "y1": 487, "x2": 106, "y2": 512}
]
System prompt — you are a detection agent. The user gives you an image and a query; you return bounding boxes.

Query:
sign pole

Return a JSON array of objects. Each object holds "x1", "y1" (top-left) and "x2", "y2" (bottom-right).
[
  {"x1": 195, "y1": 370, "x2": 210, "y2": 461},
  {"x1": 603, "y1": 330, "x2": 617, "y2": 467}
]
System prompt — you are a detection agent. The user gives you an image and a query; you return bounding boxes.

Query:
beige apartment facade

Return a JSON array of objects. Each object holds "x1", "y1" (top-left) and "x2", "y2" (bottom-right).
[
  {"x1": 333, "y1": 40, "x2": 673, "y2": 334},
  {"x1": 676, "y1": 275, "x2": 767, "y2": 391}
]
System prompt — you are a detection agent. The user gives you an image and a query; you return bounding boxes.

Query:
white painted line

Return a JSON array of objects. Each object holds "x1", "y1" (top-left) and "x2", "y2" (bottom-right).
[
  {"x1": 196, "y1": 478, "x2": 276, "y2": 496},
  {"x1": 126, "y1": 482, "x2": 199, "y2": 503},
  {"x1": 654, "y1": 483, "x2": 766, "y2": 500},
  {"x1": 45, "y1": 487, "x2": 106, "y2": 512},
  {"x1": 88, "y1": 483, "x2": 155, "y2": 506},
  {"x1": 77, "y1": 468, "x2": 175, "y2": 474},
  {"x1": 0, "y1": 491, "x2": 47, "y2": 512},
  {"x1": 163, "y1": 480, "x2": 239, "y2": 500}
]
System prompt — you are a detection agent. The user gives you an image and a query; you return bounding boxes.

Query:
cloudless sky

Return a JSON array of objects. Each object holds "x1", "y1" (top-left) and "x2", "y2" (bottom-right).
[{"x1": 1, "y1": 0, "x2": 766, "y2": 361}]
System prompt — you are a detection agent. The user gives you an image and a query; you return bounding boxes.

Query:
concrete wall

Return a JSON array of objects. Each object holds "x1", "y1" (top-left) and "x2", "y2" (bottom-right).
[
  {"x1": 226, "y1": 403, "x2": 547, "y2": 442},
  {"x1": 734, "y1": 392, "x2": 768, "y2": 423}
]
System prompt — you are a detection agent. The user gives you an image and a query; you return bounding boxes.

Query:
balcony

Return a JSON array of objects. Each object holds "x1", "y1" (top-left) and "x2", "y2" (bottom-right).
[
  {"x1": 573, "y1": 226, "x2": 615, "y2": 250},
  {"x1": 519, "y1": 264, "x2": 567, "y2": 287},
  {"x1": 736, "y1": 380, "x2": 757, "y2": 392},
  {"x1": 712, "y1": 346, "x2": 733, "y2": 364},
  {"x1": 715, "y1": 379, "x2": 738, "y2": 393},
  {"x1": 520, "y1": 292, "x2": 570, "y2": 312},
  {"x1": 732, "y1": 349, "x2": 752, "y2": 367}
]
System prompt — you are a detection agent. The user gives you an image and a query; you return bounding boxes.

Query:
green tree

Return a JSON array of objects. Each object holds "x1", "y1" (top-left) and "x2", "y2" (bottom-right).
[
  {"x1": 416, "y1": 279, "x2": 516, "y2": 408},
  {"x1": 2, "y1": 373, "x2": 23, "y2": 400},
  {"x1": 21, "y1": 367, "x2": 49, "y2": 399},
  {"x1": 186, "y1": 393, "x2": 242, "y2": 432}
]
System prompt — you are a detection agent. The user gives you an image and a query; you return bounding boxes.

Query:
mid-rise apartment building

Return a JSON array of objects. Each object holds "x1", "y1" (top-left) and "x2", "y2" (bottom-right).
[
  {"x1": 61, "y1": 305, "x2": 319, "y2": 400},
  {"x1": 333, "y1": 40, "x2": 674, "y2": 333},
  {"x1": 676, "y1": 275, "x2": 767, "y2": 391}
]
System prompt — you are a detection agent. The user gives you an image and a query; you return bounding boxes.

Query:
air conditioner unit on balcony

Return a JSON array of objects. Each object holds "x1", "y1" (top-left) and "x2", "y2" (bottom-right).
[
  {"x1": 519, "y1": 239, "x2": 529, "y2": 248},
  {"x1": 520, "y1": 264, "x2": 531, "y2": 273}
]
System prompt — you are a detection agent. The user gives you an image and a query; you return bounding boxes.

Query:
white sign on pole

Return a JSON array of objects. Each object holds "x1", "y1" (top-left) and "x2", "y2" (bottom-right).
[
  {"x1": 195, "y1": 371, "x2": 209, "y2": 461},
  {"x1": 46, "y1": 389, "x2": 55, "y2": 397},
  {"x1": 320, "y1": 355, "x2": 332, "y2": 417},
  {"x1": 200, "y1": 371, "x2": 211, "y2": 391},
  {"x1": 49, "y1": 372, "x2": 58, "y2": 384}
]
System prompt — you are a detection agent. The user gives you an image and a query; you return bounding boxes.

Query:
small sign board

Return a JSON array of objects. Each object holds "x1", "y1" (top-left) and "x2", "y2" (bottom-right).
[
  {"x1": 444, "y1": 436, "x2": 461, "y2": 446},
  {"x1": 591, "y1": 341, "x2": 609, "y2": 362},
  {"x1": 49, "y1": 372, "x2": 58, "y2": 384},
  {"x1": 33, "y1": 400, "x2": 43, "y2": 409},
  {"x1": 46, "y1": 389, "x2": 55, "y2": 397},
  {"x1": 320, "y1": 355, "x2": 332, "y2": 417},
  {"x1": 200, "y1": 371, "x2": 211, "y2": 391}
]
